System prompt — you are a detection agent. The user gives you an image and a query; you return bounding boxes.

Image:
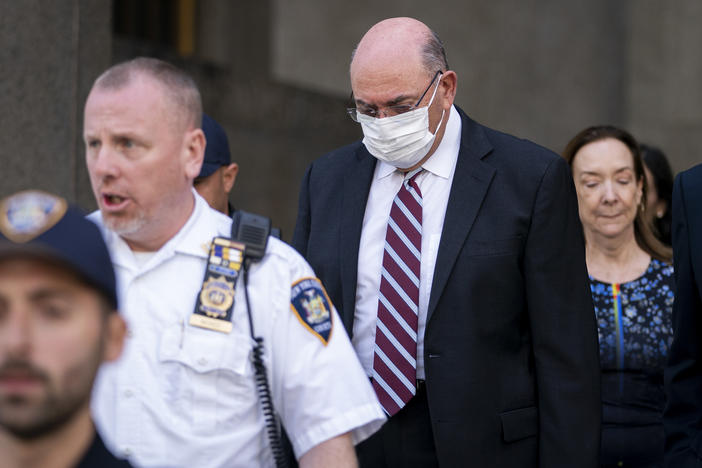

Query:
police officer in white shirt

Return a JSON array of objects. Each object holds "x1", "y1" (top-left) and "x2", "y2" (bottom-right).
[{"x1": 83, "y1": 57, "x2": 385, "y2": 468}]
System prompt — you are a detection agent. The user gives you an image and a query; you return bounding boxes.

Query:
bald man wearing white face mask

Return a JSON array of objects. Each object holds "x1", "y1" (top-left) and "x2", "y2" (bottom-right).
[
  {"x1": 293, "y1": 17, "x2": 601, "y2": 467},
  {"x1": 356, "y1": 69, "x2": 445, "y2": 168}
]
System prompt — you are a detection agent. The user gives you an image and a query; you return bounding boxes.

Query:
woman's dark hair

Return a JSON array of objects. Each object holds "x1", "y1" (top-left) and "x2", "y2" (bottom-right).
[
  {"x1": 562, "y1": 125, "x2": 672, "y2": 263},
  {"x1": 640, "y1": 144, "x2": 673, "y2": 246}
]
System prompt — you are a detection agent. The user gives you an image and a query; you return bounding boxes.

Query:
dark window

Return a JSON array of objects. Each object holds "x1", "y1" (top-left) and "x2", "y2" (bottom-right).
[{"x1": 113, "y1": 0, "x2": 196, "y2": 57}]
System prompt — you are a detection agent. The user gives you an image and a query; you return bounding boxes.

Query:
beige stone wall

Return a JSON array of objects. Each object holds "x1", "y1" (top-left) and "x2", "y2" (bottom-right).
[
  {"x1": 627, "y1": 1, "x2": 702, "y2": 172},
  {"x1": 272, "y1": 0, "x2": 702, "y2": 172},
  {"x1": 2, "y1": 0, "x2": 701, "y2": 239}
]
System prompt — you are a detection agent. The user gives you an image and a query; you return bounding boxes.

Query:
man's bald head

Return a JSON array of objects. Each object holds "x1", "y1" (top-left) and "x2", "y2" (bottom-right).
[
  {"x1": 348, "y1": 17, "x2": 457, "y2": 172},
  {"x1": 91, "y1": 57, "x2": 202, "y2": 132},
  {"x1": 350, "y1": 17, "x2": 448, "y2": 79}
]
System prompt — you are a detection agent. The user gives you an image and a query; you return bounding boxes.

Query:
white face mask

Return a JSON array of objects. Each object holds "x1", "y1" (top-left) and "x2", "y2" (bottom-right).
[{"x1": 358, "y1": 76, "x2": 445, "y2": 169}]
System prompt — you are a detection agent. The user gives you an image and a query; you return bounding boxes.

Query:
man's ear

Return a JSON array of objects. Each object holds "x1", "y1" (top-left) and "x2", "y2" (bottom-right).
[
  {"x1": 222, "y1": 163, "x2": 239, "y2": 194},
  {"x1": 103, "y1": 314, "x2": 127, "y2": 363},
  {"x1": 439, "y1": 70, "x2": 457, "y2": 110},
  {"x1": 183, "y1": 128, "x2": 206, "y2": 180}
]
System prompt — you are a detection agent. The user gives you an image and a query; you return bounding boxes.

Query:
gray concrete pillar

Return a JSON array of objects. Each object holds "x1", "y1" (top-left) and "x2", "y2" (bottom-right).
[{"x1": 0, "y1": 0, "x2": 111, "y2": 207}]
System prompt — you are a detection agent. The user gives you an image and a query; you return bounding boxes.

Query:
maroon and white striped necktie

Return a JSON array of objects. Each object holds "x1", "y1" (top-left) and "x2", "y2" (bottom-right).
[{"x1": 371, "y1": 168, "x2": 422, "y2": 416}]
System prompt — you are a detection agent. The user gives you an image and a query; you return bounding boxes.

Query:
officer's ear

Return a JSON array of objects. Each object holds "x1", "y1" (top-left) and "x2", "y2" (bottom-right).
[
  {"x1": 183, "y1": 127, "x2": 206, "y2": 181},
  {"x1": 222, "y1": 163, "x2": 239, "y2": 194}
]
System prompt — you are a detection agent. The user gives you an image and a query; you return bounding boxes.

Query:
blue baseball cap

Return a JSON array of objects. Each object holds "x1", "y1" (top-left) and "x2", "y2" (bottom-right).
[
  {"x1": 199, "y1": 114, "x2": 231, "y2": 178},
  {"x1": 0, "y1": 190, "x2": 118, "y2": 309}
]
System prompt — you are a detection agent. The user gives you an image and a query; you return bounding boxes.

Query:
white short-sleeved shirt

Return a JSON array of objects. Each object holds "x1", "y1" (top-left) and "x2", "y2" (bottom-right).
[{"x1": 90, "y1": 191, "x2": 385, "y2": 468}]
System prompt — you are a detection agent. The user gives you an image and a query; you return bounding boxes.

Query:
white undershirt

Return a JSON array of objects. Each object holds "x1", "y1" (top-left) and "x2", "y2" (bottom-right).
[
  {"x1": 132, "y1": 250, "x2": 157, "y2": 267},
  {"x1": 353, "y1": 105, "x2": 461, "y2": 380}
]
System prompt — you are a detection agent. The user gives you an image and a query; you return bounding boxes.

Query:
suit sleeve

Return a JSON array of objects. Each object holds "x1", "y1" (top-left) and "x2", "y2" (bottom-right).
[
  {"x1": 292, "y1": 163, "x2": 313, "y2": 257},
  {"x1": 523, "y1": 156, "x2": 601, "y2": 467},
  {"x1": 664, "y1": 171, "x2": 702, "y2": 467}
]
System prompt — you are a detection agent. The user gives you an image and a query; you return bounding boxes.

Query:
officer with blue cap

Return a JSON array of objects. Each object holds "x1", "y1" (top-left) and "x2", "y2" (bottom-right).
[
  {"x1": 194, "y1": 114, "x2": 239, "y2": 216},
  {"x1": 0, "y1": 190, "x2": 130, "y2": 468}
]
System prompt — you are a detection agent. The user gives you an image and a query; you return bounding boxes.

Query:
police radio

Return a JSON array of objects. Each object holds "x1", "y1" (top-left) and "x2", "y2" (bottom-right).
[
  {"x1": 231, "y1": 210, "x2": 290, "y2": 468},
  {"x1": 231, "y1": 210, "x2": 270, "y2": 263}
]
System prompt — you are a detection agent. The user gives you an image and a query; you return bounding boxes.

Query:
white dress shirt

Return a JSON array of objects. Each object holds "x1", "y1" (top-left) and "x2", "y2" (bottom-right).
[
  {"x1": 353, "y1": 105, "x2": 462, "y2": 380},
  {"x1": 90, "y1": 191, "x2": 385, "y2": 468}
]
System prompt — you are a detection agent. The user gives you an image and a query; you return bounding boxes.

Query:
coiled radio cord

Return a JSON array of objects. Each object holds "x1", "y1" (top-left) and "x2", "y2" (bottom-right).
[{"x1": 242, "y1": 262, "x2": 289, "y2": 468}]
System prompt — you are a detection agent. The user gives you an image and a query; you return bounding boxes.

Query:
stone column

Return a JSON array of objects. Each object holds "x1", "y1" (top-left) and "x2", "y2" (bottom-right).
[{"x1": 0, "y1": 0, "x2": 111, "y2": 207}]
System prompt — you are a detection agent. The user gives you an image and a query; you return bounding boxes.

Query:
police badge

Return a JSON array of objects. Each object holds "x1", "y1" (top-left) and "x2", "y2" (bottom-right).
[
  {"x1": 190, "y1": 237, "x2": 245, "y2": 333},
  {"x1": 199, "y1": 276, "x2": 235, "y2": 318}
]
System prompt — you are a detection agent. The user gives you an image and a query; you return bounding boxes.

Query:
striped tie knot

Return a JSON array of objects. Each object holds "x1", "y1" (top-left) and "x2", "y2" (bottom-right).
[{"x1": 403, "y1": 167, "x2": 423, "y2": 195}]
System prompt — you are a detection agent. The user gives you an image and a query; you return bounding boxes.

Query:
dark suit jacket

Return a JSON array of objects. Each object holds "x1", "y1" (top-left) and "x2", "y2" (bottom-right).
[
  {"x1": 292, "y1": 108, "x2": 601, "y2": 467},
  {"x1": 664, "y1": 163, "x2": 702, "y2": 467}
]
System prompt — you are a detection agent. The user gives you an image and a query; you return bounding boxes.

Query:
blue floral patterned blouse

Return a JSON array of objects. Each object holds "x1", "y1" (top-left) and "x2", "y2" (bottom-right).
[
  {"x1": 590, "y1": 258, "x2": 675, "y2": 371},
  {"x1": 590, "y1": 258, "x2": 674, "y2": 466}
]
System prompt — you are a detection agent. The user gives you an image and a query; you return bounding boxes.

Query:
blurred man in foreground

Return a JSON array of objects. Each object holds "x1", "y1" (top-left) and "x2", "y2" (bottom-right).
[{"x1": 0, "y1": 190, "x2": 128, "y2": 468}]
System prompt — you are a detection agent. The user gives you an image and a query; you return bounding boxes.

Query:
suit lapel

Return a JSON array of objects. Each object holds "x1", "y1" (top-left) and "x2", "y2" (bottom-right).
[
  {"x1": 339, "y1": 146, "x2": 376, "y2": 335},
  {"x1": 427, "y1": 110, "x2": 496, "y2": 324}
]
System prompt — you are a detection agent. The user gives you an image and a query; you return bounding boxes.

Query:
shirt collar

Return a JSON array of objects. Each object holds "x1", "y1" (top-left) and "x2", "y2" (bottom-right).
[
  {"x1": 377, "y1": 105, "x2": 461, "y2": 180},
  {"x1": 94, "y1": 189, "x2": 228, "y2": 271},
  {"x1": 172, "y1": 189, "x2": 230, "y2": 258}
]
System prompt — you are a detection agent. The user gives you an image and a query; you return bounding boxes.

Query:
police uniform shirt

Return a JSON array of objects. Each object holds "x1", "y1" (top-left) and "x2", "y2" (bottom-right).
[{"x1": 89, "y1": 191, "x2": 385, "y2": 468}]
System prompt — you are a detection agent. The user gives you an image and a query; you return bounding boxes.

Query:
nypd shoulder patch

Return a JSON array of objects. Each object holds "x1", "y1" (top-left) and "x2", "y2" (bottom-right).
[{"x1": 290, "y1": 277, "x2": 333, "y2": 345}]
